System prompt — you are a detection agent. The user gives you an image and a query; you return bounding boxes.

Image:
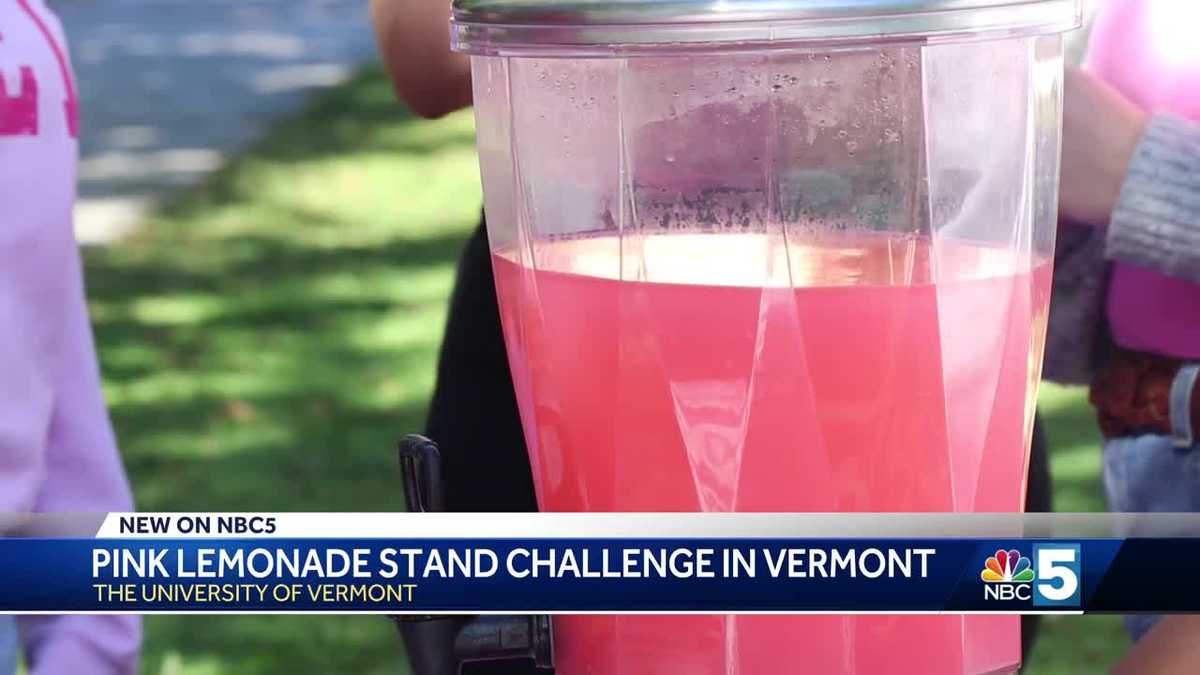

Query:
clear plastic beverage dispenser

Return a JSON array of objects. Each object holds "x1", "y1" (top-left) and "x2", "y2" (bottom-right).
[{"x1": 451, "y1": 0, "x2": 1081, "y2": 672}]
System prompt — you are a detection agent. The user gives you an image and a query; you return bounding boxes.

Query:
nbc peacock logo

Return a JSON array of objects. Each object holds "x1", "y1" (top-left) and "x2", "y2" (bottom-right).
[
  {"x1": 981, "y1": 549, "x2": 1034, "y2": 601},
  {"x1": 981, "y1": 549, "x2": 1035, "y2": 583}
]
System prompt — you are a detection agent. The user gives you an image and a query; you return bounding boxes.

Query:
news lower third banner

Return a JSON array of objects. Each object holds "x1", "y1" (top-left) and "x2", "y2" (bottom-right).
[{"x1": 1, "y1": 513, "x2": 1198, "y2": 614}]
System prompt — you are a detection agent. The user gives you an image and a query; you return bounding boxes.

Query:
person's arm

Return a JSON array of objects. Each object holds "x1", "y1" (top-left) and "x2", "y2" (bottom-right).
[
  {"x1": 1105, "y1": 113, "x2": 1200, "y2": 284},
  {"x1": 17, "y1": 252, "x2": 140, "y2": 675},
  {"x1": 370, "y1": 0, "x2": 472, "y2": 118},
  {"x1": 1112, "y1": 616, "x2": 1200, "y2": 675},
  {"x1": 1060, "y1": 67, "x2": 1200, "y2": 284}
]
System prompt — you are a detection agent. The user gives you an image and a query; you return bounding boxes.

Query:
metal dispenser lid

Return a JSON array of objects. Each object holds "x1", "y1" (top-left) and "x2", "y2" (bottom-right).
[{"x1": 451, "y1": 0, "x2": 1082, "y2": 55}]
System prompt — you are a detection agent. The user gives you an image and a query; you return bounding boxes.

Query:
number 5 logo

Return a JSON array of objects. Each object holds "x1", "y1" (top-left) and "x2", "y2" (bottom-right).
[{"x1": 1033, "y1": 544, "x2": 1081, "y2": 607}]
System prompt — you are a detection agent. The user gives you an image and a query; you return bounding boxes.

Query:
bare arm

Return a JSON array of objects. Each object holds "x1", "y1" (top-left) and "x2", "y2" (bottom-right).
[
  {"x1": 1060, "y1": 67, "x2": 1200, "y2": 284},
  {"x1": 370, "y1": 0, "x2": 472, "y2": 118},
  {"x1": 1112, "y1": 616, "x2": 1200, "y2": 675},
  {"x1": 1059, "y1": 67, "x2": 1148, "y2": 227}
]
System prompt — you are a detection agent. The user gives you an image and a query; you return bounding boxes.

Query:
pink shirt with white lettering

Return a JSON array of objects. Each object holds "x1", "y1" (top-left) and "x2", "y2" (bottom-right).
[
  {"x1": 0, "y1": 1, "x2": 139, "y2": 671},
  {"x1": 1087, "y1": 0, "x2": 1200, "y2": 359}
]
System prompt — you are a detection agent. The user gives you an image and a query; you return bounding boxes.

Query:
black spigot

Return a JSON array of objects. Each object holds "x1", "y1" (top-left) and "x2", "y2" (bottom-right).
[
  {"x1": 395, "y1": 435, "x2": 554, "y2": 675},
  {"x1": 399, "y1": 434, "x2": 445, "y2": 513},
  {"x1": 456, "y1": 615, "x2": 553, "y2": 667}
]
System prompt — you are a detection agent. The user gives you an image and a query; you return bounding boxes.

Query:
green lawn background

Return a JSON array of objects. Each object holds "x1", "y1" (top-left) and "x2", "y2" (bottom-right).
[{"x1": 83, "y1": 64, "x2": 1125, "y2": 674}]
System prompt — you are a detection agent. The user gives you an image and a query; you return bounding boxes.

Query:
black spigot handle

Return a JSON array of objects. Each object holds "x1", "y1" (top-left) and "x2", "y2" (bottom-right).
[
  {"x1": 400, "y1": 618, "x2": 464, "y2": 675},
  {"x1": 394, "y1": 435, "x2": 553, "y2": 674},
  {"x1": 399, "y1": 435, "x2": 445, "y2": 513},
  {"x1": 395, "y1": 435, "x2": 458, "y2": 674}
]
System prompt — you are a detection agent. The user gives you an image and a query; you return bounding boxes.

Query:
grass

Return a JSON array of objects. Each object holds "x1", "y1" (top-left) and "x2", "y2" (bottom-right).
[
  {"x1": 86, "y1": 63, "x2": 479, "y2": 674},
  {"x1": 82, "y1": 63, "x2": 1123, "y2": 674},
  {"x1": 1025, "y1": 384, "x2": 1128, "y2": 673}
]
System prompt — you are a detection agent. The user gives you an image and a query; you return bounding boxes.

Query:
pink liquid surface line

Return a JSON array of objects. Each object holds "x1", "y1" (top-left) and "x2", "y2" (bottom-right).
[{"x1": 492, "y1": 230, "x2": 1051, "y2": 675}]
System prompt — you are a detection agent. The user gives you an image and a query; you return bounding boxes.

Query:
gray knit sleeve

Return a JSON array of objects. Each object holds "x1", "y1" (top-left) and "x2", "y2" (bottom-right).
[{"x1": 1106, "y1": 114, "x2": 1200, "y2": 283}]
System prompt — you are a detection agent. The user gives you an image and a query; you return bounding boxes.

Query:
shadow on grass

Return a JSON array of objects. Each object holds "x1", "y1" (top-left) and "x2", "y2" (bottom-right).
[
  {"x1": 158, "y1": 63, "x2": 478, "y2": 224},
  {"x1": 82, "y1": 64, "x2": 480, "y2": 674}
]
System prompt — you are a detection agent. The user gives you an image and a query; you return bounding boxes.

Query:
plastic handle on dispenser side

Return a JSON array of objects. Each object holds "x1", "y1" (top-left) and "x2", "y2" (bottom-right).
[{"x1": 393, "y1": 435, "x2": 555, "y2": 673}]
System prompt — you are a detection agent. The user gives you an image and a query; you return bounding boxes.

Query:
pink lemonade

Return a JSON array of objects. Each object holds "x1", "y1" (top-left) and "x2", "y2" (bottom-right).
[{"x1": 491, "y1": 230, "x2": 1051, "y2": 675}]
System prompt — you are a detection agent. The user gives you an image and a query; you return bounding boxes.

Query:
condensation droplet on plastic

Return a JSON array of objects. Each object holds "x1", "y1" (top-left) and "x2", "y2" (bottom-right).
[
  {"x1": 665, "y1": 154, "x2": 676, "y2": 163},
  {"x1": 846, "y1": 140, "x2": 859, "y2": 154},
  {"x1": 836, "y1": 129, "x2": 848, "y2": 139},
  {"x1": 884, "y1": 128, "x2": 900, "y2": 143}
]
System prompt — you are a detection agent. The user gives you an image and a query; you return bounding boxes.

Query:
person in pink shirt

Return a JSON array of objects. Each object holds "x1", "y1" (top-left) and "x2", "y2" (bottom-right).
[
  {"x1": 1042, "y1": 0, "x2": 1200, "y2": 671},
  {"x1": 0, "y1": 1, "x2": 140, "y2": 672}
]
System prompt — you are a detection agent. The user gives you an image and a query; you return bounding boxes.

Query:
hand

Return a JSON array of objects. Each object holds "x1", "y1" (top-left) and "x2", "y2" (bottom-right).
[
  {"x1": 1059, "y1": 66, "x2": 1149, "y2": 226},
  {"x1": 370, "y1": 0, "x2": 472, "y2": 118}
]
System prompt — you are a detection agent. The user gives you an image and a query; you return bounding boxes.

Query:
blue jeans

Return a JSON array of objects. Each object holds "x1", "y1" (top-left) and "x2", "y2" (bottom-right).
[
  {"x1": 1102, "y1": 363, "x2": 1200, "y2": 641},
  {"x1": 0, "y1": 615, "x2": 16, "y2": 675}
]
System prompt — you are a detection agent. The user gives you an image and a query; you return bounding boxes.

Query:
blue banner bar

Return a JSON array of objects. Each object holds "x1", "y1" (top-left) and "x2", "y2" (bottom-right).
[{"x1": 0, "y1": 537, "x2": 1155, "y2": 612}]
